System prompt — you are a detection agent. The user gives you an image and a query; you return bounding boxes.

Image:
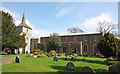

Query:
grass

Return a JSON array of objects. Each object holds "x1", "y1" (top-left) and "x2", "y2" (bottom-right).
[{"x1": 2, "y1": 54, "x2": 109, "y2": 72}]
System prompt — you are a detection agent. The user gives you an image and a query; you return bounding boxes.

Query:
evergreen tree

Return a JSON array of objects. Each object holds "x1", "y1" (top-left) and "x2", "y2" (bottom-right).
[
  {"x1": 1, "y1": 11, "x2": 26, "y2": 50},
  {"x1": 97, "y1": 32, "x2": 120, "y2": 58},
  {"x1": 47, "y1": 33, "x2": 61, "y2": 53}
]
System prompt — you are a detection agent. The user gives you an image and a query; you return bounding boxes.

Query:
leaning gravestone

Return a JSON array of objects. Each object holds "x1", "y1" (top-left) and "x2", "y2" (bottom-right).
[
  {"x1": 108, "y1": 64, "x2": 120, "y2": 72},
  {"x1": 81, "y1": 66, "x2": 95, "y2": 73},
  {"x1": 53, "y1": 57, "x2": 58, "y2": 61},
  {"x1": 15, "y1": 56, "x2": 21, "y2": 63},
  {"x1": 66, "y1": 62, "x2": 75, "y2": 70}
]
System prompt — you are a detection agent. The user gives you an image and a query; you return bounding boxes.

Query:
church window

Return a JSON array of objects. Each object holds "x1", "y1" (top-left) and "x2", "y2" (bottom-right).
[
  {"x1": 94, "y1": 36, "x2": 97, "y2": 41},
  {"x1": 83, "y1": 44, "x2": 87, "y2": 52},
  {"x1": 83, "y1": 36, "x2": 87, "y2": 42}
]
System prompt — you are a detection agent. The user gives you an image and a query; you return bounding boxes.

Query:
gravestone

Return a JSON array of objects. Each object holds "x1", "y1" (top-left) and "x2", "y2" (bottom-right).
[
  {"x1": 66, "y1": 62, "x2": 75, "y2": 70},
  {"x1": 81, "y1": 66, "x2": 95, "y2": 73},
  {"x1": 15, "y1": 56, "x2": 20, "y2": 63},
  {"x1": 108, "y1": 64, "x2": 120, "y2": 72},
  {"x1": 70, "y1": 57, "x2": 75, "y2": 61},
  {"x1": 26, "y1": 51, "x2": 28, "y2": 54},
  {"x1": 53, "y1": 57, "x2": 58, "y2": 61}
]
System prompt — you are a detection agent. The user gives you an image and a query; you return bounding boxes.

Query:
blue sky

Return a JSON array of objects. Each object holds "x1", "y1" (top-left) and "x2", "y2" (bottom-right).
[{"x1": 1, "y1": 2, "x2": 118, "y2": 37}]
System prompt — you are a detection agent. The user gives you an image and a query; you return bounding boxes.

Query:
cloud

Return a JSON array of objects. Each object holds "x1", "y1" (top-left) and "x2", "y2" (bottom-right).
[
  {"x1": 0, "y1": 6, "x2": 20, "y2": 18},
  {"x1": 55, "y1": 6, "x2": 75, "y2": 19},
  {"x1": 80, "y1": 13, "x2": 117, "y2": 32}
]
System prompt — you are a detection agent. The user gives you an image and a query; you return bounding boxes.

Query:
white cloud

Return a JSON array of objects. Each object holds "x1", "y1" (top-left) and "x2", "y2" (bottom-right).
[
  {"x1": 0, "y1": 6, "x2": 20, "y2": 18},
  {"x1": 55, "y1": 6, "x2": 75, "y2": 19},
  {"x1": 80, "y1": 13, "x2": 117, "y2": 32}
]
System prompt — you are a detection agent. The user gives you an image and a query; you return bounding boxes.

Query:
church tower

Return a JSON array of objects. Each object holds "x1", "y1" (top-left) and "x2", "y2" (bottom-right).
[{"x1": 16, "y1": 10, "x2": 32, "y2": 54}]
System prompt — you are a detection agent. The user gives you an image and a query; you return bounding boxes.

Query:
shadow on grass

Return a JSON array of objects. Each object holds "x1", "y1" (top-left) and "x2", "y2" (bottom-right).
[
  {"x1": 58, "y1": 58, "x2": 106, "y2": 65},
  {"x1": 50, "y1": 65, "x2": 107, "y2": 73}
]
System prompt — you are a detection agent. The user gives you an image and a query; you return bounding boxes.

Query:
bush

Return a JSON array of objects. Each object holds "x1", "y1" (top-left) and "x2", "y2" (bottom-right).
[
  {"x1": 49, "y1": 50, "x2": 56, "y2": 54},
  {"x1": 82, "y1": 54, "x2": 88, "y2": 57},
  {"x1": 26, "y1": 54, "x2": 34, "y2": 57},
  {"x1": 38, "y1": 54, "x2": 46, "y2": 57},
  {"x1": 34, "y1": 50, "x2": 44, "y2": 55},
  {"x1": 34, "y1": 50, "x2": 41, "y2": 52},
  {"x1": 0, "y1": 52, "x2": 8, "y2": 55},
  {"x1": 78, "y1": 54, "x2": 82, "y2": 56},
  {"x1": 44, "y1": 52, "x2": 47, "y2": 55},
  {"x1": 57, "y1": 53, "x2": 61, "y2": 56},
  {"x1": 47, "y1": 53, "x2": 52, "y2": 57},
  {"x1": 57, "y1": 53, "x2": 66, "y2": 56}
]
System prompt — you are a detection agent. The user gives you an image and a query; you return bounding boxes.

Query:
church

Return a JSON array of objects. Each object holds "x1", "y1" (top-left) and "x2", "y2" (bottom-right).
[
  {"x1": 17, "y1": 11, "x2": 102, "y2": 56},
  {"x1": 16, "y1": 11, "x2": 32, "y2": 54}
]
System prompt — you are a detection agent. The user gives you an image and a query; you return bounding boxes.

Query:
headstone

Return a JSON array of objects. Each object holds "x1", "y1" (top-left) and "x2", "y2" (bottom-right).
[
  {"x1": 66, "y1": 62, "x2": 75, "y2": 70},
  {"x1": 15, "y1": 56, "x2": 20, "y2": 63},
  {"x1": 26, "y1": 51, "x2": 28, "y2": 54},
  {"x1": 71, "y1": 57, "x2": 75, "y2": 61},
  {"x1": 108, "y1": 64, "x2": 120, "y2": 72},
  {"x1": 81, "y1": 66, "x2": 95, "y2": 73},
  {"x1": 53, "y1": 57, "x2": 58, "y2": 61}
]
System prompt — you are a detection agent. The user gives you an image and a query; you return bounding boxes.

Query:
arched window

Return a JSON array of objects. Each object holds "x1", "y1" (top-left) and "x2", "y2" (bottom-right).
[
  {"x1": 83, "y1": 44, "x2": 87, "y2": 52},
  {"x1": 93, "y1": 44, "x2": 99, "y2": 52},
  {"x1": 62, "y1": 47, "x2": 67, "y2": 53}
]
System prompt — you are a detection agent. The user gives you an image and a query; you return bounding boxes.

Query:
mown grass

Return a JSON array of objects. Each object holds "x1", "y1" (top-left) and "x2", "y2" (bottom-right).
[{"x1": 2, "y1": 54, "x2": 109, "y2": 72}]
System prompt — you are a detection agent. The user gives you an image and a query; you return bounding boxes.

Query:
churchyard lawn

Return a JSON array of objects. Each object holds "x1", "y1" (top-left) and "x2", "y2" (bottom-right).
[{"x1": 2, "y1": 54, "x2": 109, "y2": 72}]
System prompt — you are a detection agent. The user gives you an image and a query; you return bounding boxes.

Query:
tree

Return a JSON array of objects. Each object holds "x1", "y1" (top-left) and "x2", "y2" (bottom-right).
[
  {"x1": 1, "y1": 11, "x2": 26, "y2": 50},
  {"x1": 97, "y1": 33, "x2": 120, "y2": 58},
  {"x1": 96, "y1": 21, "x2": 118, "y2": 36},
  {"x1": 67, "y1": 27, "x2": 84, "y2": 33},
  {"x1": 47, "y1": 33, "x2": 61, "y2": 55}
]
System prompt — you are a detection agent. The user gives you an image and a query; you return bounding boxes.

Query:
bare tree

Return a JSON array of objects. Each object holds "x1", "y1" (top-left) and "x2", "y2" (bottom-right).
[
  {"x1": 96, "y1": 20, "x2": 118, "y2": 36},
  {"x1": 67, "y1": 27, "x2": 84, "y2": 33}
]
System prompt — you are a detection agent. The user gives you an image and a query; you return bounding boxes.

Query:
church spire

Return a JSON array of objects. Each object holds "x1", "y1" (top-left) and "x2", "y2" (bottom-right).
[
  {"x1": 22, "y1": 9, "x2": 26, "y2": 24},
  {"x1": 17, "y1": 10, "x2": 32, "y2": 30}
]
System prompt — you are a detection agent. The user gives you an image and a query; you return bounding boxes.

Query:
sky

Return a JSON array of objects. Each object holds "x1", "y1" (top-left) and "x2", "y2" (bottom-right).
[{"x1": 1, "y1": 2, "x2": 118, "y2": 37}]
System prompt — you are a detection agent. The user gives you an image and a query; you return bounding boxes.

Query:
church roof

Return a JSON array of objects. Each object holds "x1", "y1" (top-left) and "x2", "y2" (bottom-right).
[{"x1": 17, "y1": 10, "x2": 32, "y2": 30}]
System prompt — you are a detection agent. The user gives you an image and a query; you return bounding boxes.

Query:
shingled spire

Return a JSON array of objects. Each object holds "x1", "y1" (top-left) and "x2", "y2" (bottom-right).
[
  {"x1": 22, "y1": 10, "x2": 26, "y2": 24},
  {"x1": 17, "y1": 10, "x2": 32, "y2": 29}
]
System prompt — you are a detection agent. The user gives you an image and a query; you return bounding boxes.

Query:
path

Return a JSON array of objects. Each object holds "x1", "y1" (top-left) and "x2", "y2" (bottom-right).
[{"x1": 0, "y1": 57, "x2": 15, "y2": 65}]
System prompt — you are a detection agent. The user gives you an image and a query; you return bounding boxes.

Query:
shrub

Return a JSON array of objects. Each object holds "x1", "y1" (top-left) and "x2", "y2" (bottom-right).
[
  {"x1": 78, "y1": 54, "x2": 82, "y2": 56},
  {"x1": 26, "y1": 54, "x2": 34, "y2": 57},
  {"x1": 49, "y1": 50, "x2": 56, "y2": 54},
  {"x1": 30, "y1": 54, "x2": 34, "y2": 56},
  {"x1": 34, "y1": 50, "x2": 41, "y2": 52},
  {"x1": 82, "y1": 54, "x2": 88, "y2": 57},
  {"x1": 44, "y1": 52, "x2": 47, "y2": 55},
  {"x1": 57, "y1": 53, "x2": 66, "y2": 56},
  {"x1": 57, "y1": 53, "x2": 61, "y2": 56},
  {"x1": 94, "y1": 52, "x2": 96, "y2": 56},
  {"x1": 47, "y1": 53, "x2": 52, "y2": 57},
  {"x1": 38, "y1": 54, "x2": 46, "y2": 57},
  {"x1": 0, "y1": 52, "x2": 8, "y2": 55}
]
